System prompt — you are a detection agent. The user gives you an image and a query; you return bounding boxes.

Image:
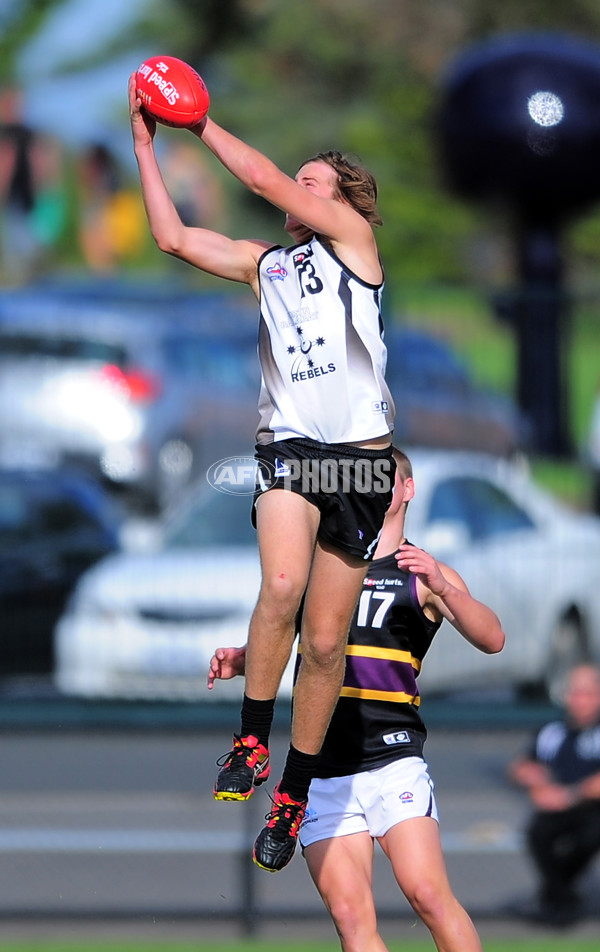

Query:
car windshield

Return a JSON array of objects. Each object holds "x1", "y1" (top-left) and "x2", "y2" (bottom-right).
[
  {"x1": 165, "y1": 488, "x2": 257, "y2": 549},
  {"x1": 427, "y1": 475, "x2": 535, "y2": 541}
]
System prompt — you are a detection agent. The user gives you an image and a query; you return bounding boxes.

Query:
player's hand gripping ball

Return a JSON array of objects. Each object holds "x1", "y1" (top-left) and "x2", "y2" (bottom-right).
[{"x1": 136, "y1": 56, "x2": 209, "y2": 128}]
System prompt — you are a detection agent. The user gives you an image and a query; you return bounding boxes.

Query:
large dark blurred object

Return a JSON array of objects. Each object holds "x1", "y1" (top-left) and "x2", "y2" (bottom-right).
[
  {"x1": 0, "y1": 467, "x2": 122, "y2": 676},
  {"x1": 436, "y1": 32, "x2": 600, "y2": 221},
  {"x1": 436, "y1": 32, "x2": 600, "y2": 455}
]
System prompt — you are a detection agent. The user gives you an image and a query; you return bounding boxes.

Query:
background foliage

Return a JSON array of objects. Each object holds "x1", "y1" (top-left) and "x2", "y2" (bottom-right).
[
  {"x1": 5, "y1": 0, "x2": 600, "y2": 288},
  {"x1": 3, "y1": 0, "x2": 600, "y2": 476}
]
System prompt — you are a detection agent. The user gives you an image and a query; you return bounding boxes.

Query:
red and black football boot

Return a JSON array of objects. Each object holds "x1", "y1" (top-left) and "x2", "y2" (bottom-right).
[
  {"x1": 213, "y1": 734, "x2": 270, "y2": 801},
  {"x1": 252, "y1": 783, "x2": 307, "y2": 872}
]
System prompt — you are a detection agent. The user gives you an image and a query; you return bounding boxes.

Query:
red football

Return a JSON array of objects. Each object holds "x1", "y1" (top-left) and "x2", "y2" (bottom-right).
[{"x1": 136, "y1": 55, "x2": 210, "y2": 128}]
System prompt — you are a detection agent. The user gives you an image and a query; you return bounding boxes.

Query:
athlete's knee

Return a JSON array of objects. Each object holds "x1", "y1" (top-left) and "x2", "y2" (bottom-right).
[
  {"x1": 405, "y1": 876, "x2": 449, "y2": 924},
  {"x1": 327, "y1": 895, "x2": 377, "y2": 952},
  {"x1": 257, "y1": 571, "x2": 304, "y2": 620},
  {"x1": 300, "y1": 630, "x2": 347, "y2": 672}
]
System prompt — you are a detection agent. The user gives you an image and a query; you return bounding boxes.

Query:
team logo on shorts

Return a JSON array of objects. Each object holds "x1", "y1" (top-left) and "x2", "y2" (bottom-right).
[
  {"x1": 399, "y1": 790, "x2": 414, "y2": 804},
  {"x1": 300, "y1": 806, "x2": 318, "y2": 827},
  {"x1": 274, "y1": 458, "x2": 292, "y2": 477}
]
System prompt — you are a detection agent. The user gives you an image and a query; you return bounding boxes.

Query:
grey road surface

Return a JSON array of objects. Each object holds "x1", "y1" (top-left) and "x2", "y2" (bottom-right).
[{"x1": 0, "y1": 722, "x2": 599, "y2": 943}]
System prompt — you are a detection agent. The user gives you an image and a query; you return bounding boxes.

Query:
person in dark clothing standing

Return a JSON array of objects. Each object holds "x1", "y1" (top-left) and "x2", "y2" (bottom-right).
[
  {"x1": 509, "y1": 664, "x2": 600, "y2": 926},
  {"x1": 0, "y1": 86, "x2": 38, "y2": 282}
]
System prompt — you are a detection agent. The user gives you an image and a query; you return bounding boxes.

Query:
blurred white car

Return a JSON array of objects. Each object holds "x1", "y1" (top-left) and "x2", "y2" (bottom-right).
[
  {"x1": 0, "y1": 288, "x2": 259, "y2": 512},
  {"x1": 54, "y1": 449, "x2": 600, "y2": 702}
]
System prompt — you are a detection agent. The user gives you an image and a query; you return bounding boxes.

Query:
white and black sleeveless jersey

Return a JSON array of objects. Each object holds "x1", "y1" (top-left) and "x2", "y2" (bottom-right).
[
  {"x1": 256, "y1": 236, "x2": 395, "y2": 445},
  {"x1": 301, "y1": 544, "x2": 440, "y2": 778}
]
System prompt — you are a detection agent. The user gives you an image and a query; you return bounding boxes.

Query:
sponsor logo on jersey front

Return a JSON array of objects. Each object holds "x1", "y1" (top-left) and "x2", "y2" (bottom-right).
[
  {"x1": 278, "y1": 306, "x2": 319, "y2": 329},
  {"x1": 364, "y1": 577, "x2": 404, "y2": 588}
]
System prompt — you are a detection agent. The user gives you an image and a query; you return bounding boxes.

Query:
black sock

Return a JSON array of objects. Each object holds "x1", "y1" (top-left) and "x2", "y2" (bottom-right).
[
  {"x1": 240, "y1": 694, "x2": 275, "y2": 748},
  {"x1": 278, "y1": 744, "x2": 320, "y2": 802}
]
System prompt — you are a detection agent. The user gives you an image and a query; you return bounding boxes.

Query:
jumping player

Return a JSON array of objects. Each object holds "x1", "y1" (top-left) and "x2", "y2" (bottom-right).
[
  {"x1": 208, "y1": 449, "x2": 505, "y2": 949},
  {"x1": 129, "y1": 75, "x2": 396, "y2": 872}
]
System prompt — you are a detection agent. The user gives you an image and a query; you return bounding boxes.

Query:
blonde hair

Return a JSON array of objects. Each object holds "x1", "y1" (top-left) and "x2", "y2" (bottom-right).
[
  {"x1": 392, "y1": 446, "x2": 413, "y2": 481},
  {"x1": 299, "y1": 150, "x2": 382, "y2": 227}
]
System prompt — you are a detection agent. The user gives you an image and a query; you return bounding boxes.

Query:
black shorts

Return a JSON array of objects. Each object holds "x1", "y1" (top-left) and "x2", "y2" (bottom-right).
[{"x1": 252, "y1": 438, "x2": 396, "y2": 560}]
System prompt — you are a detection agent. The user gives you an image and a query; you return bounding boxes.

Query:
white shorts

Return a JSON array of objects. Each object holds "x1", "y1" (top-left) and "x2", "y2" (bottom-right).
[{"x1": 299, "y1": 757, "x2": 438, "y2": 849}]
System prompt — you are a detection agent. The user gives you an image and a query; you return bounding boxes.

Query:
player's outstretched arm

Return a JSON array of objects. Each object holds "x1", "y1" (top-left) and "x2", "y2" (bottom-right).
[
  {"x1": 207, "y1": 646, "x2": 247, "y2": 690},
  {"x1": 129, "y1": 74, "x2": 264, "y2": 285},
  {"x1": 396, "y1": 543, "x2": 505, "y2": 654},
  {"x1": 191, "y1": 116, "x2": 374, "y2": 252}
]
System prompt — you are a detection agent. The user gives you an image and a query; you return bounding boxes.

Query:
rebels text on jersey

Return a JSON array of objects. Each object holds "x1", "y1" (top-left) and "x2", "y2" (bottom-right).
[{"x1": 256, "y1": 236, "x2": 395, "y2": 445}]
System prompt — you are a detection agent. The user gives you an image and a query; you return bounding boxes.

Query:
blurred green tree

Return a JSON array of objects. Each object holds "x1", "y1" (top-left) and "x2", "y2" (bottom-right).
[
  {"x1": 6, "y1": 0, "x2": 600, "y2": 290},
  {"x1": 139, "y1": 0, "x2": 600, "y2": 289},
  {"x1": 0, "y1": 1, "x2": 58, "y2": 83}
]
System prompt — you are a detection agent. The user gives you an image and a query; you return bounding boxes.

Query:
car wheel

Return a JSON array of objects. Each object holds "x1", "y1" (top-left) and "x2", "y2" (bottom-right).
[{"x1": 545, "y1": 612, "x2": 590, "y2": 704}]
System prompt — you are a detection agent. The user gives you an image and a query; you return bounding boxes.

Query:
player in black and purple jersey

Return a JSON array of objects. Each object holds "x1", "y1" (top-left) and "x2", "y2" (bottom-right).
[{"x1": 208, "y1": 448, "x2": 505, "y2": 951}]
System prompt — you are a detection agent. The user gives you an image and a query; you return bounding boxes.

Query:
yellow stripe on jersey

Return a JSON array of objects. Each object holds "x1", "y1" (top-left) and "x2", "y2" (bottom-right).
[
  {"x1": 297, "y1": 643, "x2": 421, "y2": 671},
  {"x1": 339, "y1": 686, "x2": 421, "y2": 705},
  {"x1": 344, "y1": 644, "x2": 422, "y2": 673}
]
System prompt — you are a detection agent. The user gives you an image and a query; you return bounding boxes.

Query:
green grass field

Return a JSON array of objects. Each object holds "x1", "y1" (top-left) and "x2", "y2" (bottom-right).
[{"x1": 1, "y1": 940, "x2": 600, "y2": 952}]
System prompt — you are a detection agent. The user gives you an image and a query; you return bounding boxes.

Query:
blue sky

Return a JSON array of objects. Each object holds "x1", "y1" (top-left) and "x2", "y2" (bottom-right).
[{"x1": 17, "y1": 0, "x2": 152, "y2": 154}]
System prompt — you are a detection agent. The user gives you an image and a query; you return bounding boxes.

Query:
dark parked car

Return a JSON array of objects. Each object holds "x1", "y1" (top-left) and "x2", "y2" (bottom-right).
[
  {"x1": 0, "y1": 467, "x2": 123, "y2": 676},
  {"x1": 385, "y1": 326, "x2": 527, "y2": 455}
]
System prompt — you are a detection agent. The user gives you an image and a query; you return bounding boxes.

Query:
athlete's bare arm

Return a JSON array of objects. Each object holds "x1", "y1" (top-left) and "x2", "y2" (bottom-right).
[
  {"x1": 396, "y1": 543, "x2": 505, "y2": 654},
  {"x1": 207, "y1": 645, "x2": 246, "y2": 690},
  {"x1": 129, "y1": 74, "x2": 269, "y2": 292},
  {"x1": 191, "y1": 116, "x2": 381, "y2": 284}
]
